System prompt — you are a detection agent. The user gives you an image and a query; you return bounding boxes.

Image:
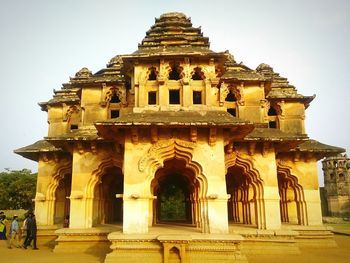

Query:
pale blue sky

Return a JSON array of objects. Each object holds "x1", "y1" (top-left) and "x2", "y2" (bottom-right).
[{"x1": 1, "y1": 0, "x2": 349, "y2": 186}]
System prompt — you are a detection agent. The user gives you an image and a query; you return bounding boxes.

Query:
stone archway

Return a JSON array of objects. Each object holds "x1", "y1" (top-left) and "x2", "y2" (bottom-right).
[
  {"x1": 85, "y1": 158, "x2": 124, "y2": 227},
  {"x1": 54, "y1": 174, "x2": 71, "y2": 224},
  {"x1": 44, "y1": 163, "x2": 72, "y2": 226},
  {"x1": 151, "y1": 159, "x2": 196, "y2": 225},
  {"x1": 277, "y1": 165, "x2": 307, "y2": 225},
  {"x1": 139, "y1": 139, "x2": 209, "y2": 232},
  {"x1": 225, "y1": 153, "x2": 265, "y2": 229},
  {"x1": 93, "y1": 166, "x2": 124, "y2": 224}
]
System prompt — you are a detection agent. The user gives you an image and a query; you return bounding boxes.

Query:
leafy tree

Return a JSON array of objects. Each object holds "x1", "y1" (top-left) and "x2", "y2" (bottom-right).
[{"x1": 0, "y1": 169, "x2": 37, "y2": 210}]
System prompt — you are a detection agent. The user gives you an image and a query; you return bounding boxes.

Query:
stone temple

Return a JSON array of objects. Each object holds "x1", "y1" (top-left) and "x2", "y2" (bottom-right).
[{"x1": 15, "y1": 12, "x2": 345, "y2": 262}]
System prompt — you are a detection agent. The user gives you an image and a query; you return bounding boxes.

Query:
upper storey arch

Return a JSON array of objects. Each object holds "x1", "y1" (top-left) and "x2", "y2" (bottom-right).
[
  {"x1": 168, "y1": 62, "x2": 183, "y2": 81},
  {"x1": 191, "y1": 67, "x2": 205, "y2": 80}
]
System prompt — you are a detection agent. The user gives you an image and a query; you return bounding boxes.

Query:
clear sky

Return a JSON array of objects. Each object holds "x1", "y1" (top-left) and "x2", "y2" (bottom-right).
[{"x1": 1, "y1": 0, "x2": 349, "y2": 186}]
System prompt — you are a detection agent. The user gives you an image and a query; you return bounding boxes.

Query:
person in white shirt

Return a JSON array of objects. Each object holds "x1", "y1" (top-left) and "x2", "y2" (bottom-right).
[{"x1": 8, "y1": 215, "x2": 20, "y2": 249}]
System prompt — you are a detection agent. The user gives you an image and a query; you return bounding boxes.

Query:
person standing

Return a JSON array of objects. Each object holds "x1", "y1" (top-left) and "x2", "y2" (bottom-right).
[
  {"x1": 8, "y1": 215, "x2": 20, "y2": 249},
  {"x1": 21, "y1": 213, "x2": 29, "y2": 246},
  {"x1": 0, "y1": 212, "x2": 8, "y2": 240},
  {"x1": 23, "y1": 213, "x2": 38, "y2": 250}
]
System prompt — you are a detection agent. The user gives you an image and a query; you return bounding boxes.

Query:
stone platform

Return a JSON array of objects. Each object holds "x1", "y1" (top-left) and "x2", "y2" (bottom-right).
[{"x1": 51, "y1": 223, "x2": 337, "y2": 262}]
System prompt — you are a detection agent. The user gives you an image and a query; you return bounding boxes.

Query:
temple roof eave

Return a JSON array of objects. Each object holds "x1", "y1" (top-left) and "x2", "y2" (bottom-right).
[
  {"x1": 289, "y1": 139, "x2": 345, "y2": 154},
  {"x1": 14, "y1": 140, "x2": 64, "y2": 161},
  {"x1": 45, "y1": 126, "x2": 103, "y2": 142},
  {"x1": 243, "y1": 127, "x2": 308, "y2": 142},
  {"x1": 267, "y1": 94, "x2": 316, "y2": 108}
]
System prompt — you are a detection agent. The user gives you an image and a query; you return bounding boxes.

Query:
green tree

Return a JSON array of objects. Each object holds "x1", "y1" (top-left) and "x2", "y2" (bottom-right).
[{"x1": 0, "y1": 169, "x2": 37, "y2": 210}]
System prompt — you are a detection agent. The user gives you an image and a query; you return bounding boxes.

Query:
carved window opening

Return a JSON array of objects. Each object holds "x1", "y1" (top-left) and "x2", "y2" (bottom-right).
[
  {"x1": 193, "y1": 91, "x2": 202, "y2": 104},
  {"x1": 339, "y1": 173, "x2": 345, "y2": 181},
  {"x1": 330, "y1": 173, "x2": 335, "y2": 180},
  {"x1": 269, "y1": 121, "x2": 277, "y2": 129},
  {"x1": 110, "y1": 110, "x2": 119, "y2": 118},
  {"x1": 191, "y1": 67, "x2": 205, "y2": 80},
  {"x1": 168, "y1": 65, "x2": 182, "y2": 80},
  {"x1": 148, "y1": 67, "x2": 157, "y2": 80},
  {"x1": 268, "y1": 107, "x2": 278, "y2": 116},
  {"x1": 226, "y1": 91, "x2": 237, "y2": 102},
  {"x1": 70, "y1": 124, "x2": 78, "y2": 130},
  {"x1": 227, "y1": 108, "x2": 236, "y2": 117},
  {"x1": 148, "y1": 91, "x2": 157, "y2": 105},
  {"x1": 268, "y1": 106, "x2": 278, "y2": 128},
  {"x1": 169, "y1": 90, "x2": 180, "y2": 104},
  {"x1": 111, "y1": 93, "x2": 121, "y2": 103}
]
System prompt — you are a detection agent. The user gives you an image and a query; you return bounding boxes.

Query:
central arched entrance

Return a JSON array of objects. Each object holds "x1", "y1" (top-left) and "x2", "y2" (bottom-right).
[
  {"x1": 157, "y1": 173, "x2": 191, "y2": 223},
  {"x1": 151, "y1": 159, "x2": 198, "y2": 226}
]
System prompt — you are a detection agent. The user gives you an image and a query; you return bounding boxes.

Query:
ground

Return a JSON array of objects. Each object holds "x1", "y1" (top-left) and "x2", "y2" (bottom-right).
[{"x1": 0, "y1": 233, "x2": 349, "y2": 263}]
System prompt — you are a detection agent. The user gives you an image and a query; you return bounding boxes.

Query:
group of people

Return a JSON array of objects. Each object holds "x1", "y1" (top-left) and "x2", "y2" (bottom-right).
[{"x1": 0, "y1": 211, "x2": 38, "y2": 249}]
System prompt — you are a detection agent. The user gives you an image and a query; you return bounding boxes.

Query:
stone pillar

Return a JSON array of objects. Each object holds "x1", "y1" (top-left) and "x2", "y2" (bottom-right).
[
  {"x1": 194, "y1": 134, "x2": 229, "y2": 233},
  {"x1": 68, "y1": 149, "x2": 96, "y2": 228},
  {"x1": 250, "y1": 148, "x2": 281, "y2": 230},
  {"x1": 182, "y1": 82, "x2": 191, "y2": 107},
  {"x1": 158, "y1": 83, "x2": 168, "y2": 107},
  {"x1": 35, "y1": 159, "x2": 55, "y2": 226},
  {"x1": 123, "y1": 197, "x2": 151, "y2": 234},
  {"x1": 122, "y1": 139, "x2": 152, "y2": 233},
  {"x1": 262, "y1": 186, "x2": 282, "y2": 229},
  {"x1": 207, "y1": 196, "x2": 230, "y2": 233}
]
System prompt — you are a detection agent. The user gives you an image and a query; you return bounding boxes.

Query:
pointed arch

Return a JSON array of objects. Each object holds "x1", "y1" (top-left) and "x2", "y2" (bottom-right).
[
  {"x1": 225, "y1": 153, "x2": 266, "y2": 229},
  {"x1": 83, "y1": 157, "x2": 124, "y2": 227},
  {"x1": 277, "y1": 163, "x2": 307, "y2": 225},
  {"x1": 45, "y1": 160, "x2": 72, "y2": 225},
  {"x1": 138, "y1": 139, "x2": 209, "y2": 232},
  {"x1": 85, "y1": 157, "x2": 123, "y2": 199}
]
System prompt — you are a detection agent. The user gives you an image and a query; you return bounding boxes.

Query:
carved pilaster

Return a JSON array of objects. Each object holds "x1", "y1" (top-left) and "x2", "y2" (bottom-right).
[
  {"x1": 262, "y1": 142, "x2": 270, "y2": 157},
  {"x1": 248, "y1": 142, "x2": 256, "y2": 156},
  {"x1": 209, "y1": 127, "x2": 217, "y2": 146},
  {"x1": 131, "y1": 128, "x2": 139, "y2": 144},
  {"x1": 190, "y1": 127, "x2": 197, "y2": 143},
  {"x1": 150, "y1": 127, "x2": 158, "y2": 143}
]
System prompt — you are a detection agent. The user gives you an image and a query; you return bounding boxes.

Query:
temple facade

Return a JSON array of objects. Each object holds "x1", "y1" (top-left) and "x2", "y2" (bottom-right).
[{"x1": 15, "y1": 12, "x2": 344, "y2": 262}]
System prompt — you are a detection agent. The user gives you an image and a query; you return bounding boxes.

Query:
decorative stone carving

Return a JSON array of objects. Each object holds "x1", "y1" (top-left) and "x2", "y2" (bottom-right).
[
  {"x1": 219, "y1": 83, "x2": 229, "y2": 106},
  {"x1": 138, "y1": 139, "x2": 196, "y2": 173},
  {"x1": 64, "y1": 105, "x2": 80, "y2": 122},
  {"x1": 105, "y1": 86, "x2": 127, "y2": 105},
  {"x1": 74, "y1": 67, "x2": 92, "y2": 79}
]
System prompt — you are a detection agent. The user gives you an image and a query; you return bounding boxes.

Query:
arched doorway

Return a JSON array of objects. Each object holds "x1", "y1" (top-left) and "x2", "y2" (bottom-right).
[
  {"x1": 226, "y1": 165, "x2": 258, "y2": 226},
  {"x1": 151, "y1": 159, "x2": 197, "y2": 226},
  {"x1": 157, "y1": 173, "x2": 191, "y2": 223},
  {"x1": 93, "y1": 166, "x2": 123, "y2": 225},
  {"x1": 54, "y1": 174, "x2": 71, "y2": 224},
  {"x1": 277, "y1": 172, "x2": 306, "y2": 225}
]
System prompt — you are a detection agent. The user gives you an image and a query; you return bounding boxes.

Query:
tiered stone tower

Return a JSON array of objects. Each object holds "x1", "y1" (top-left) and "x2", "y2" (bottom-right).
[{"x1": 322, "y1": 154, "x2": 350, "y2": 217}]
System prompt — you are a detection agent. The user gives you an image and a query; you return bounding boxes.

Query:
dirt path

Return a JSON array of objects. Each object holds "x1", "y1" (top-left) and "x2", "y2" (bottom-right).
[
  {"x1": 247, "y1": 234, "x2": 350, "y2": 263},
  {"x1": 1, "y1": 234, "x2": 350, "y2": 263}
]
